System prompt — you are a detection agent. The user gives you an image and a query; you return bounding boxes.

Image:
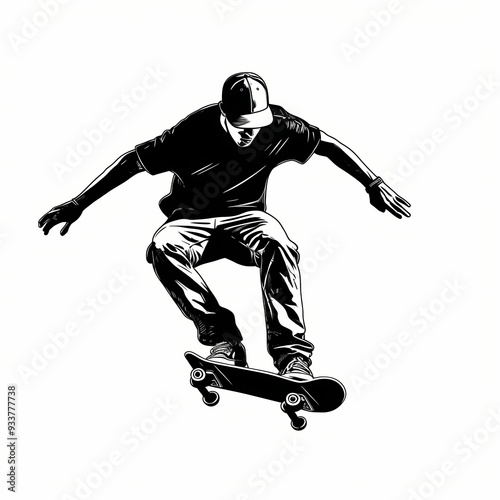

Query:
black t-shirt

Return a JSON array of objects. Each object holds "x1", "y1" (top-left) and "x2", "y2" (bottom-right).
[{"x1": 135, "y1": 103, "x2": 321, "y2": 220}]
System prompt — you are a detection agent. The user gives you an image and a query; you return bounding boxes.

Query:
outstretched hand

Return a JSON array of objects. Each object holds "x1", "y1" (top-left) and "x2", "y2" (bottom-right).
[
  {"x1": 38, "y1": 200, "x2": 83, "y2": 235},
  {"x1": 368, "y1": 182, "x2": 411, "y2": 219}
]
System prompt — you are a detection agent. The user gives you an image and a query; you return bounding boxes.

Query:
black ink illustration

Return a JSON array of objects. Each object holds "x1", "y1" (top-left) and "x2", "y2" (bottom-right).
[
  {"x1": 39, "y1": 72, "x2": 410, "y2": 428},
  {"x1": 185, "y1": 351, "x2": 345, "y2": 430}
]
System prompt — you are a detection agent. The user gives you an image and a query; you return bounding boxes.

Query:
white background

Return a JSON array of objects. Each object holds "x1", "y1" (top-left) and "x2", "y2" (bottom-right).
[{"x1": 1, "y1": 1, "x2": 499, "y2": 499}]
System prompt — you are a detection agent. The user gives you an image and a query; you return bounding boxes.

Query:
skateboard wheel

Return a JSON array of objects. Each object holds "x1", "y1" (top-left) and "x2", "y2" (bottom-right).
[
  {"x1": 190, "y1": 368, "x2": 206, "y2": 386},
  {"x1": 285, "y1": 393, "x2": 302, "y2": 411},
  {"x1": 202, "y1": 391, "x2": 219, "y2": 407},
  {"x1": 291, "y1": 416, "x2": 307, "y2": 431}
]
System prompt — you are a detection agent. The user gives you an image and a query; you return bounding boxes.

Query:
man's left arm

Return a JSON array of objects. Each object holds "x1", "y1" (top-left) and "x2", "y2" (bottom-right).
[{"x1": 314, "y1": 130, "x2": 411, "y2": 219}]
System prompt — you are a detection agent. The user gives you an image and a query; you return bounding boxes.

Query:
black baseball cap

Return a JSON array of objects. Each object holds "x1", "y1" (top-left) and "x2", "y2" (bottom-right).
[{"x1": 220, "y1": 72, "x2": 273, "y2": 129}]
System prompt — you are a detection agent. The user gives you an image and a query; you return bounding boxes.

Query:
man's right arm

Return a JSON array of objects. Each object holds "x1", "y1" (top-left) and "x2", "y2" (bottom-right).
[
  {"x1": 73, "y1": 150, "x2": 144, "y2": 209},
  {"x1": 38, "y1": 150, "x2": 144, "y2": 235}
]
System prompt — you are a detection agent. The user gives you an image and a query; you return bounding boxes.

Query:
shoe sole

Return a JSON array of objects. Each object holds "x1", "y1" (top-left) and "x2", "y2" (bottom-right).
[
  {"x1": 207, "y1": 356, "x2": 248, "y2": 368},
  {"x1": 281, "y1": 373, "x2": 314, "y2": 382}
]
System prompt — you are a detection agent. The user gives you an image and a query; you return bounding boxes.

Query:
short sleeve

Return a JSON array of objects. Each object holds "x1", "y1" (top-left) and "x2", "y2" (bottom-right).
[
  {"x1": 135, "y1": 113, "x2": 194, "y2": 175},
  {"x1": 272, "y1": 106, "x2": 321, "y2": 164}
]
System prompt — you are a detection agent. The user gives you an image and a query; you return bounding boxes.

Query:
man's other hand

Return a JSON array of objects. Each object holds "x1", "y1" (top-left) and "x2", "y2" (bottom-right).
[
  {"x1": 368, "y1": 182, "x2": 411, "y2": 219},
  {"x1": 38, "y1": 200, "x2": 83, "y2": 235}
]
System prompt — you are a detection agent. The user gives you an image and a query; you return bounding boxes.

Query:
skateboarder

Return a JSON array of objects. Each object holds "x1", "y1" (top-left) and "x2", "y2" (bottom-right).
[{"x1": 39, "y1": 72, "x2": 410, "y2": 381}]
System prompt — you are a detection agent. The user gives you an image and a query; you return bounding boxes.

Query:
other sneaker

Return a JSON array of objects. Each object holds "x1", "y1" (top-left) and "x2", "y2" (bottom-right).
[
  {"x1": 279, "y1": 357, "x2": 313, "y2": 381},
  {"x1": 207, "y1": 341, "x2": 247, "y2": 367}
]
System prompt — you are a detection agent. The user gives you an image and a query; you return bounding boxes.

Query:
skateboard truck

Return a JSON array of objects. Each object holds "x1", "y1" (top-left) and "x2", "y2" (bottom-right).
[
  {"x1": 281, "y1": 393, "x2": 307, "y2": 430},
  {"x1": 190, "y1": 368, "x2": 220, "y2": 406}
]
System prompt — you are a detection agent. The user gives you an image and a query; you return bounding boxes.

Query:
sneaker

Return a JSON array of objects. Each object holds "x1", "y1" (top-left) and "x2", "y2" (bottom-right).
[
  {"x1": 207, "y1": 341, "x2": 247, "y2": 367},
  {"x1": 279, "y1": 357, "x2": 313, "y2": 381}
]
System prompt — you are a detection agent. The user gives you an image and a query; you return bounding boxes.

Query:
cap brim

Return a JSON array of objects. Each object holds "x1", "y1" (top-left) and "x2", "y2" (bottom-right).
[{"x1": 228, "y1": 106, "x2": 273, "y2": 129}]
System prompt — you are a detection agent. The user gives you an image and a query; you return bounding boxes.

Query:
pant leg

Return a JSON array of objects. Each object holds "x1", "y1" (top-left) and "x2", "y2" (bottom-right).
[
  {"x1": 218, "y1": 211, "x2": 314, "y2": 369},
  {"x1": 148, "y1": 218, "x2": 242, "y2": 346}
]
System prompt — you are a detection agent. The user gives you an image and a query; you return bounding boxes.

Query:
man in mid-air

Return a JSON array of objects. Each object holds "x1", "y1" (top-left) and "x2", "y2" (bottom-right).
[{"x1": 39, "y1": 72, "x2": 410, "y2": 381}]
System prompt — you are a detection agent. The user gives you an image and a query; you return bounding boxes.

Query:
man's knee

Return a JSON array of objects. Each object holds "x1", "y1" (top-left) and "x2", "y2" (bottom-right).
[
  {"x1": 152, "y1": 224, "x2": 171, "y2": 249},
  {"x1": 269, "y1": 239, "x2": 299, "y2": 266},
  {"x1": 146, "y1": 224, "x2": 187, "y2": 264},
  {"x1": 260, "y1": 221, "x2": 298, "y2": 256},
  {"x1": 152, "y1": 224, "x2": 184, "y2": 253},
  {"x1": 146, "y1": 242, "x2": 155, "y2": 264}
]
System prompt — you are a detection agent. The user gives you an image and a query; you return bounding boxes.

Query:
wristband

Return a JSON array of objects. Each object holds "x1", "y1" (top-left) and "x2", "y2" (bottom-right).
[{"x1": 366, "y1": 177, "x2": 383, "y2": 191}]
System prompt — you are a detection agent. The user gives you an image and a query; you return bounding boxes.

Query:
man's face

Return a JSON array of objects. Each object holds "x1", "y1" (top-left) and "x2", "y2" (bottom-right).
[{"x1": 224, "y1": 118, "x2": 260, "y2": 148}]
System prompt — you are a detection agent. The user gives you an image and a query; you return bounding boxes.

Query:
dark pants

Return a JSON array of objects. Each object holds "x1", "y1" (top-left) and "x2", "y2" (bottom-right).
[{"x1": 147, "y1": 210, "x2": 313, "y2": 370}]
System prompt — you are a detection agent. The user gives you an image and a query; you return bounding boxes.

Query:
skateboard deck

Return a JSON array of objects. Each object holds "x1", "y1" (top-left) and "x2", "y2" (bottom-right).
[{"x1": 185, "y1": 351, "x2": 346, "y2": 430}]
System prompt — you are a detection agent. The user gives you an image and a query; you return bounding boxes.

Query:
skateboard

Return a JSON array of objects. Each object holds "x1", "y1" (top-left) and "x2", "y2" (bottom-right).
[{"x1": 185, "y1": 351, "x2": 346, "y2": 430}]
